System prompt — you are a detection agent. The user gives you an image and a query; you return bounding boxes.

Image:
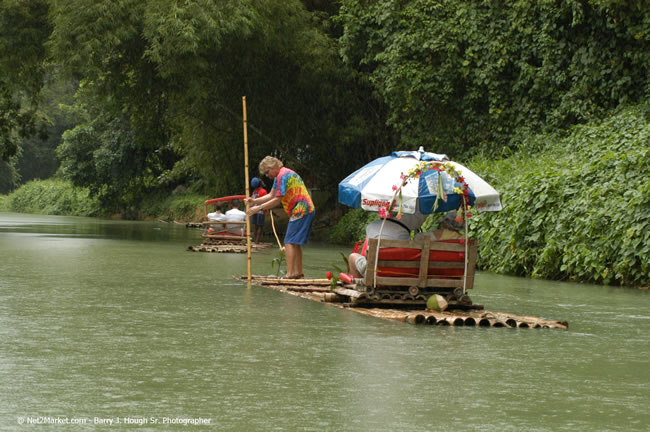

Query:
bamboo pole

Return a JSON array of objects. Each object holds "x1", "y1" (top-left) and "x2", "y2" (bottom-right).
[
  {"x1": 242, "y1": 96, "x2": 252, "y2": 282},
  {"x1": 270, "y1": 211, "x2": 283, "y2": 250}
]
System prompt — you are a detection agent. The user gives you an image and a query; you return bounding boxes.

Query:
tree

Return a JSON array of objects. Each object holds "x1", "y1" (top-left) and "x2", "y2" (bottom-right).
[
  {"x1": 337, "y1": 0, "x2": 650, "y2": 156},
  {"x1": 0, "y1": 0, "x2": 51, "y2": 162},
  {"x1": 50, "y1": 0, "x2": 385, "y2": 211}
]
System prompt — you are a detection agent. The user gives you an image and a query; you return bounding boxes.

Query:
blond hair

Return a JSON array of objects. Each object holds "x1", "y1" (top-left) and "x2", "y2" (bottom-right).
[{"x1": 259, "y1": 156, "x2": 283, "y2": 174}]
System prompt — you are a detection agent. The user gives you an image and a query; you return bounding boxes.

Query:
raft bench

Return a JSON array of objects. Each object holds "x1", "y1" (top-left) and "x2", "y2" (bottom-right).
[
  {"x1": 202, "y1": 195, "x2": 248, "y2": 241},
  {"x1": 204, "y1": 194, "x2": 246, "y2": 218},
  {"x1": 201, "y1": 226, "x2": 247, "y2": 241},
  {"x1": 364, "y1": 237, "x2": 478, "y2": 293}
]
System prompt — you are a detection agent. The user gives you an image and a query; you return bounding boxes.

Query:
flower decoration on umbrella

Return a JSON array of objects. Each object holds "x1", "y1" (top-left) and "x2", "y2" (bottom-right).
[
  {"x1": 390, "y1": 160, "x2": 474, "y2": 220},
  {"x1": 338, "y1": 147, "x2": 501, "y2": 217}
]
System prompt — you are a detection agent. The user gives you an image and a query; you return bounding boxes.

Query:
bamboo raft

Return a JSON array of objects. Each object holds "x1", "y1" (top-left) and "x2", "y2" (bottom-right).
[
  {"x1": 188, "y1": 244, "x2": 272, "y2": 253},
  {"x1": 188, "y1": 219, "x2": 274, "y2": 253},
  {"x1": 188, "y1": 239, "x2": 272, "y2": 253},
  {"x1": 234, "y1": 275, "x2": 568, "y2": 329}
]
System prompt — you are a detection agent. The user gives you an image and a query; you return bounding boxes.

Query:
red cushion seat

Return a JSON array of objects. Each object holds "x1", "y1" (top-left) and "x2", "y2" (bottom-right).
[{"x1": 360, "y1": 238, "x2": 467, "y2": 279}]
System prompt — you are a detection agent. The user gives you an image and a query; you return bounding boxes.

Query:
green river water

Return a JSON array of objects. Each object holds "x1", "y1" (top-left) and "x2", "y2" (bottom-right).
[{"x1": 0, "y1": 212, "x2": 648, "y2": 431}]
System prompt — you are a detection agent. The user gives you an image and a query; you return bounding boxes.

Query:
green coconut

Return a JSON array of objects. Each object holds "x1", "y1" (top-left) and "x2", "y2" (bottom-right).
[{"x1": 426, "y1": 294, "x2": 448, "y2": 312}]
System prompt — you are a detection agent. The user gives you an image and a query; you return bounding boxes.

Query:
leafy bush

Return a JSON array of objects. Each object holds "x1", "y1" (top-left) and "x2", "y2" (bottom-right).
[
  {"x1": 329, "y1": 207, "x2": 379, "y2": 244},
  {"x1": 338, "y1": 0, "x2": 649, "y2": 156},
  {"x1": 139, "y1": 192, "x2": 209, "y2": 222},
  {"x1": 5, "y1": 178, "x2": 100, "y2": 216},
  {"x1": 470, "y1": 104, "x2": 649, "y2": 286}
]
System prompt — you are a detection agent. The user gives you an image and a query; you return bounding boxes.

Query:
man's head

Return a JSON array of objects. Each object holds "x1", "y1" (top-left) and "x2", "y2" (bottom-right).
[
  {"x1": 259, "y1": 156, "x2": 283, "y2": 179},
  {"x1": 441, "y1": 212, "x2": 464, "y2": 231}
]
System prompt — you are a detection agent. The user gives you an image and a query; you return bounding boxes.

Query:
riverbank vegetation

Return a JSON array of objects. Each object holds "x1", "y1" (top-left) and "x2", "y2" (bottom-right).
[
  {"x1": 1, "y1": 1, "x2": 647, "y2": 286},
  {"x1": 1, "y1": 178, "x2": 99, "y2": 216},
  {"x1": 0, "y1": 180, "x2": 210, "y2": 221},
  {"x1": 470, "y1": 105, "x2": 649, "y2": 287}
]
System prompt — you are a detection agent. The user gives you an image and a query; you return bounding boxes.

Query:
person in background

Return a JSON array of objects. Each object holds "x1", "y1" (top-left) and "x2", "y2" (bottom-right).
[
  {"x1": 427, "y1": 211, "x2": 464, "y2": 240},
  {"x1": 348, "y1": 212, "x2": 427, "y2": 278},
  {"x1": 245, "y1": 156, "x2": 315, "y2": 279},
  {"x1": 249, "y1": 177, "x2": 267, "y2": 243},
  {"x1": 206, "y1": 204, "x2": 226, "y2": 222},
  {"x1": 225, "y1": 199, "x2": 246, "y2": 235}
]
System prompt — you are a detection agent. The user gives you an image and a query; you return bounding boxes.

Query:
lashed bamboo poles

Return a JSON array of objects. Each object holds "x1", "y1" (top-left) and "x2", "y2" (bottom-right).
[{"x1": 236, "y1": 275, "x2": 569, "y2": 330}]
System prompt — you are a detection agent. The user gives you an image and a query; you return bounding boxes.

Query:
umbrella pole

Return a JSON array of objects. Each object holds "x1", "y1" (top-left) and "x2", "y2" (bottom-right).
[
  {"x1": 462, "y1": 199, "x2": 468, "y2": 296},
  {"x1": 373, "y1": 218, "x2": 389, "y2": 289},
  {"x1": 242, "y1": 96, "x2": 252, "y2": 283}
]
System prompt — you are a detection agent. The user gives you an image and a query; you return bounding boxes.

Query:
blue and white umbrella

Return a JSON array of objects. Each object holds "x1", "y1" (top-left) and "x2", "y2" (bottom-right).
[{"x1": 338, "y1": 147, "x2": 502, "y2": 215}]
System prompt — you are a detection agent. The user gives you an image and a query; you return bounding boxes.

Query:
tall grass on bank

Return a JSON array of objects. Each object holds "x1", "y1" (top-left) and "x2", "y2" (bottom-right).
[
  {"x1": 2, "y1": 179, "x2": 100, "y2": 217},
  {"x1": 469, "y1": 104, "x2": 649, "y2": 287},
  {"x1": 1, "y1": 179, "x2": 210, "y2": 222},
  {"x1": 139, "y1": 192, "x2": 209, "y2": 222}
]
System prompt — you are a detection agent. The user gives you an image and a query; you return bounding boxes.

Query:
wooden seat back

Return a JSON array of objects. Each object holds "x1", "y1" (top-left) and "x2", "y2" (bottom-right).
[{"x1": 364, "y1": 237, "x2": 478, "y2": 290}]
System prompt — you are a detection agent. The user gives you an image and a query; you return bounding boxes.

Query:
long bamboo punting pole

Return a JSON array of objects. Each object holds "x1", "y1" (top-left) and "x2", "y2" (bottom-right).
[
  {"x1": 242, "y1": 96, "x2": 252, "y2": 282},
  {"x1": 269, "y1": 211, "x2": 283, "y2": 250}
]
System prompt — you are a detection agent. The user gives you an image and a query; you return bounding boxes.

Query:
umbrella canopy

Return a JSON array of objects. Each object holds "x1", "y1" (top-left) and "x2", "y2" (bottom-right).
[{"x1": 338, "y1": 148, "x2": 502, "y2": 215}]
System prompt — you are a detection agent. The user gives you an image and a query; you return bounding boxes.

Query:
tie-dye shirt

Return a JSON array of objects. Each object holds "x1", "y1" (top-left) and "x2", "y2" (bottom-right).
[{"x1": 273, "y1": 167, "x2": 315, "y2": 221}]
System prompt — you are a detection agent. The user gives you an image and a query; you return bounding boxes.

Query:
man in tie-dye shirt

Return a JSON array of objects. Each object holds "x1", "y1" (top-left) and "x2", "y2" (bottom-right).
[{"x1": 246, "y1": 156, "x2": 315, "y2": 279}]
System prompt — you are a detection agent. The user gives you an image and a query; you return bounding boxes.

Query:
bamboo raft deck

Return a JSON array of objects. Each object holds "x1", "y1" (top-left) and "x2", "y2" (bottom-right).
[
  {"x1": 188, "y1": 243, "x2": 273, "y2": 253},
  {"x1": 187, "y1": 220, "x2": 274, "y2": 253},
  {"x1": 234, "y1": 275, "x2": 568, "y2": 329},
  {"x1": 188, "y1": 239, "x2": 273, "y2": 253}
]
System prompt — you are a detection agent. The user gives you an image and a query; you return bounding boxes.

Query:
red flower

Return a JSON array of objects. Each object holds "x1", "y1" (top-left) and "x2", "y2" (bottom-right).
[
  {"x1": 326, "y1": 271, "x2": 333, "y2": 280},
  {"x1": 392, "y1": 185, "x2": 397, "y2": 191}
]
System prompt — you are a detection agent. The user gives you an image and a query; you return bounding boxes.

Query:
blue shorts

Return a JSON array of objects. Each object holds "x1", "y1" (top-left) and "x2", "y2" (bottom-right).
[
  {"x1": 251, "y1": 213, "x2": 265, "y2": 226},
  {"x1": 284, "y1": 212, "x2": 315, "y2": 246}
]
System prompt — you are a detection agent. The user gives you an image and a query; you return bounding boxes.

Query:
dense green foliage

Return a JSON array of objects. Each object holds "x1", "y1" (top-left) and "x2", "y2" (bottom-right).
[
  {"x1": 2, "y1": 178, "x2": 208, "y2": 221},
  {"x1": 3, "y1": 178, "x2": 99, "y2": 216},
  {"x1": 338, "y1": 0, "x2": 649, "y2": 156},
  {"x1": 470, "y1": 104, "x2": 648, "y2": 286},
  {"x1": 0, "y1": 0, "x2": 51, "y2": 162},
  {"x1": 46, "y1": 0, "x2": 382, "y2": 210},
  {"x1": 329, "y1": 207, "x2": 379, "y2": 244},
  {"x1": 139, "y1": 192, "x2": 210, "y2": 222},
  {"x1": 0, "y1": 0, "x2": 76, "y2": 193}
]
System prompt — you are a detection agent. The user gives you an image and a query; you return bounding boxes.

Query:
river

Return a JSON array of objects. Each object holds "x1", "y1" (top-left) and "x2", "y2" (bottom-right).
[{"x1": 0, "y1": 212, "x2": 648, "y2": 431}]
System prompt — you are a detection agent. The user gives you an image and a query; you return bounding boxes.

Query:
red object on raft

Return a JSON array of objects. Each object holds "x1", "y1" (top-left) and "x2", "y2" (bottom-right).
[
  {"x1": 359, "y1": 237, "x2": 467, "y2": 278},
  {"x1": 339, "y1": 273, "x2": 354, "y2": 284},
  {"x1": 204, "y1": 195, "x2": 246, "y2": 205}
]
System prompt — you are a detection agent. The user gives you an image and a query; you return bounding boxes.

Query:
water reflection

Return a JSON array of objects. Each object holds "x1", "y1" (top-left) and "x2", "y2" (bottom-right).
[{"x1": 0, "y1": 212, "x2": 648, "y2": 431}]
